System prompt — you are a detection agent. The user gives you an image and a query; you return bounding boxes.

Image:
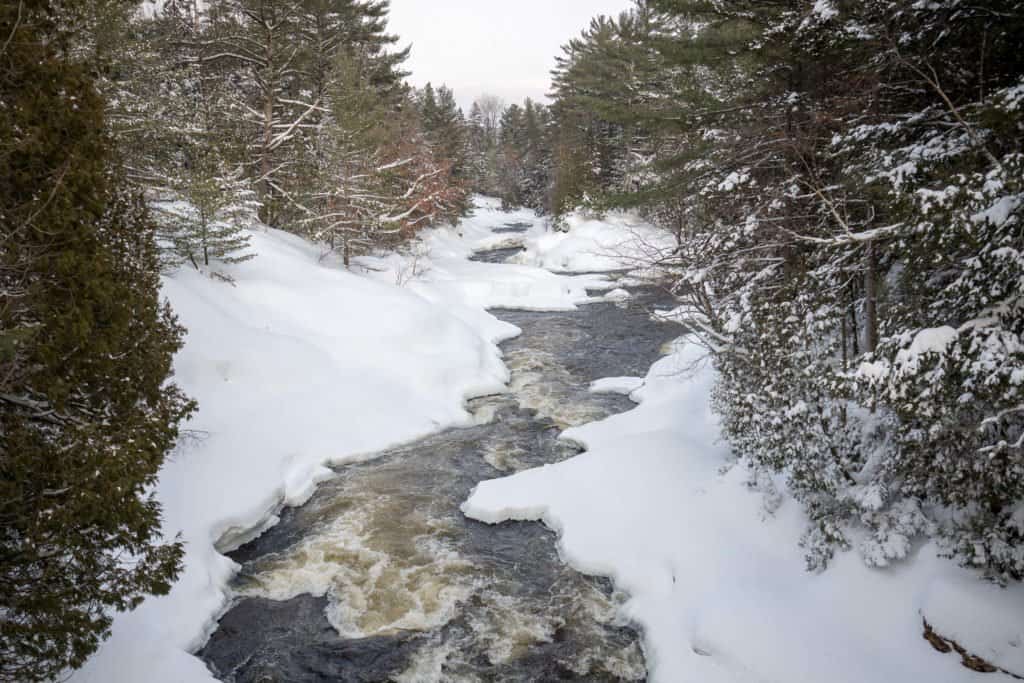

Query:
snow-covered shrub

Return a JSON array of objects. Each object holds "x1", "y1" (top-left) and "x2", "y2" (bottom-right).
[
  {"x1": 854, "y1": 147, "x2": 1024, "y2": 580},
  {"x1": 152, "y1": 162, "x2": 258, "y2": 274},
  {"x1": 626, "y1": 0, "x2": 1023, "y2": 576},
  {"x1": 543, "y1": 0, "x2": 1023, "y2": 577}
]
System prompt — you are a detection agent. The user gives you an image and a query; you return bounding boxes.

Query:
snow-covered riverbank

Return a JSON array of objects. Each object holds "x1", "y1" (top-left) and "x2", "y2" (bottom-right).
[
  {"x1": 72, "y1": 197, "x2": 1022, "y2": 682},
  {"x1": 465, "y1": 336, "x2": 1024, "y2": 681}
]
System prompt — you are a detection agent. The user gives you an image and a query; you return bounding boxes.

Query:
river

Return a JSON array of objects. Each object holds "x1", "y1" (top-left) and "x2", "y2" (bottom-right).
[{"x1": 199, "y1": 222, "x2": 679, "y2": 682}]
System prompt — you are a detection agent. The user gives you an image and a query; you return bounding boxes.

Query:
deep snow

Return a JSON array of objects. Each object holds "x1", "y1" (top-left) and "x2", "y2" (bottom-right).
[
  {"x1": 71, "y1": 198, "x2": 1023, "y2": 682},
  {"x1": 509, "y1": 209, "x2": 673, "y2": 274}
]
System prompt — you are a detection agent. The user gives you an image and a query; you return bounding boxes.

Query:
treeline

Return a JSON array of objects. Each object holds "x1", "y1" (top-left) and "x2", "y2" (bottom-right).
[
  {"x1": 462, "y1": 95, "x2": 553, "y2": 212},
  {"x1": 506, "y1": 0, "x2": 1024, "y2": 581}
]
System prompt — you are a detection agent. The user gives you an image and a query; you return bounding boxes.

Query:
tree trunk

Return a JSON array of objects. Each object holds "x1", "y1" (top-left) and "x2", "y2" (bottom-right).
[
  {"x1": 259, "y1": 20, "x2": 275, "y2": 224},
  {"x1": 840, "y1": 314, "x2": 848, "y2": 426},
  {"x1": 841, "y1": 313, "x2": 848, "y2": 371},
  {"x1": 864, "y1": 240, "x2": 878, "y2": 353},
  {"x1": 849, "y1": 280, "x2": 860, "y2": 357},
  {"x1": 260, "y1": 91, "x2": 274, "y2": 221}
]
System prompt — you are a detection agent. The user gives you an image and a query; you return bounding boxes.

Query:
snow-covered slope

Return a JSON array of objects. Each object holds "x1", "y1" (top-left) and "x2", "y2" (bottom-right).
[
  {"x1": 510, "y1": 209, "x2": 674, "y2": 273},
  {"x1": 70, "y1": 199, "x2": 603, "y2": 683}
]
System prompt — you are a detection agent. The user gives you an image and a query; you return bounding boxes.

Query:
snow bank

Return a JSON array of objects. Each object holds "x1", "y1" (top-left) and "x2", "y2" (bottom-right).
[
  {"x1": 70, "y1": 198, "x2": 599, "y2": 683},
  {"x1": 464, "y1": 341, "x2": 1024, "y2": 682},
  {"x1": 511, "y1": 210, "x2": 674, "y2": 273},
  {"x1": 589, "y1": 376, "x2": 645, "y2": 397},
  {"x1": 922, "y1": 574, "x2": 1024, "y2": 674}
]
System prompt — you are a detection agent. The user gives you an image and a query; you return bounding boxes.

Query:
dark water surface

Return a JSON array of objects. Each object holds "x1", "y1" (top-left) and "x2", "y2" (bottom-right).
[
  {"x1": 491, "y1": 222, "x2": 533, "y2": 234},
  {"x1": 199, "y1": 244, "x2": 679, "y2": 682},
  {"x1": 468, "y1": 246, "x2": 526, "y2": 263}
]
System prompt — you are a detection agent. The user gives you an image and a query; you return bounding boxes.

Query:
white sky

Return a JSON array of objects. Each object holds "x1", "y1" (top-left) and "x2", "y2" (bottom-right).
[{"x1": 387, "y1": 1, "x2": 636, "y2": 112}]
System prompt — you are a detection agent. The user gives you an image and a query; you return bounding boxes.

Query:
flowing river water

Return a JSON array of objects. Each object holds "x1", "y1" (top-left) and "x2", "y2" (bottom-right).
[{"x1": 199, "y1": 225, "x2": 679, "y2": 682}]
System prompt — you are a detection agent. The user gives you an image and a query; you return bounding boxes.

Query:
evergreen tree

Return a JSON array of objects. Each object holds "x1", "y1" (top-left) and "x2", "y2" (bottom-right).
[
  {"x1": 0, "y1": 2, "x2": 195, "y2": 678},
  {"x1": 419, "y1": 82, "x2": 440, "y2": 129},
  {"x1": 204, "y1": 0, "x2": 315, "y2": 225},
  {"x1": 200, "y1": 0, "x2": 411, "y2": 229},
  {"x1": 153, "y1": 157, "x2": 258, "y2": 273},
  {"x1": 383, "y1": 98, "x2": 467, "y2": 233},
  {"x1": 305, "y1": 49, "x2": 393, "y2": 265},
  {"x1": 490, "y1": 97, "x2": 552, "y2": 211},
  {"x1": 107, "y1": 0, "x2": 257, "y2": 272},
  {"x1": 496, "y1": 103, "x2": 525, "y2": 206},
  {"x1": 465, "y1": 100, "x2": 493, "y2": 191},
  {"x1": 296, "y1": 0, "x2": 408, "y2": 106},
  {"x1": 467, "y1": 94, "x2": 505, "y2": 195},
  {"x1": 420, "y1": 84, "x2": 467, "y2": 184}
]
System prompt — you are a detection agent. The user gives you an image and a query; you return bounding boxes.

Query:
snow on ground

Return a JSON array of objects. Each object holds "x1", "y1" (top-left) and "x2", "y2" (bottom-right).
[
  {"x1": 464, "y1": 345, "x2": 1024, "y2": 680},
  {"x1": 70, "y1": 198, "x2": 602, "y2": 683},
  {"x1": 603, "y1": 287, "x2": 633, "y2": 302},
  {"x1": 589, "y1": 376, "x2": 645, "y2": 396},
  {"x1": 356, "y1": 201, "x2": 612, "y2": 311},
  {"x1": 72, "y1": 197, "x2": 1024, "y2": 682},
  {"x1": 510, "y1": 208, "x2": 674, "y2": 273}
]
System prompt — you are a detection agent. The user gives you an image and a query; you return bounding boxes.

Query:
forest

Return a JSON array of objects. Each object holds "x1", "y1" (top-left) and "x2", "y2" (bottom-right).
[{"x1": 1, "y1": 0, "x2": 1022, "y2": 681}]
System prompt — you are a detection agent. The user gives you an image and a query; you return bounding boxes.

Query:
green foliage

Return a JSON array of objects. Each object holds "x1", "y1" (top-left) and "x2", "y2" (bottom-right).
[
  {"x1": 0, "y1": 3, "x2": 194, "y2": 678},
  {"x1": 419, "y1": 83, "x2": 468, "y2": 186},
  {"x1": 304, "y1": 52, "x2": 466, "y2": 264},
  {"x1": 153, "y1": 158, "x2": 258, "y2": 273},
  {"x1": 197, "y1": 0, "x2": 411, "y2": 228}
]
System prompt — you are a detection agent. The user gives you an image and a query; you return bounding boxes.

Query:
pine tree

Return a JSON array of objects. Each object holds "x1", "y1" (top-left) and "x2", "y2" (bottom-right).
[
  {"x1": 153, "y1": 157, "x2": 258, "y2": 273},
  {"x1": 434, "y1": 86, "x2": 467, "y2": 176},
  {"x1": 465, "y1": 101, "x2": 492, "y2": 191},
  {"x1": 305, "y1": 49, "x2": 393, "y2": 265},
  {"x1": 296, "y1": 0, "x2": 408, "y2": 105},
  {"x1": 305, "y1": 52, "x2": 466, "y2": 264},
  {"x1": 382, "y1": 99, "x2": 467, "y2": 234},
  {"x1": 496, "y1": 103, "x2": 525, "y2": 206},
  {"x1": 200, "y1": 0, "x2": 410, "y2": 229},
  {"x1": 419, "y1": 82, "x2": 439, "y2": 128},
  {"x1": 109, "y1": 0, "x2": 257, "y2": 272},
  {"x1": 467, "y1": 94, "x2": 505, "y2": 195},
  {"x1": 519, "y1": 98, "x2": 552, "y2": 209},
  {"x1": 1, "y1": 3, "x2": 195, "y2": 678},
  {"x1": 419, "y1": 83, "x2": 467, "y2": 188},
  {"x1": 204, "y1": 0, "x2": 315, "y2": 225},
  {"x1": 486, "y1": 97, "x2": 552, "y2": 211}
]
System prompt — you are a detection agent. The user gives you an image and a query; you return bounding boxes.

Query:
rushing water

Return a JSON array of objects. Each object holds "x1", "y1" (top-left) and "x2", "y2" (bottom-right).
[{"x1": 199, "y1": 229, "x2": 679, "y2": 682}]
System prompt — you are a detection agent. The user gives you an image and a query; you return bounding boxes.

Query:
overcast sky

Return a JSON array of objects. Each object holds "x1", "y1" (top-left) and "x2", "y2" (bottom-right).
[{"x1": 387, "y1": 1, "x2": 635, "y2": 112}]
